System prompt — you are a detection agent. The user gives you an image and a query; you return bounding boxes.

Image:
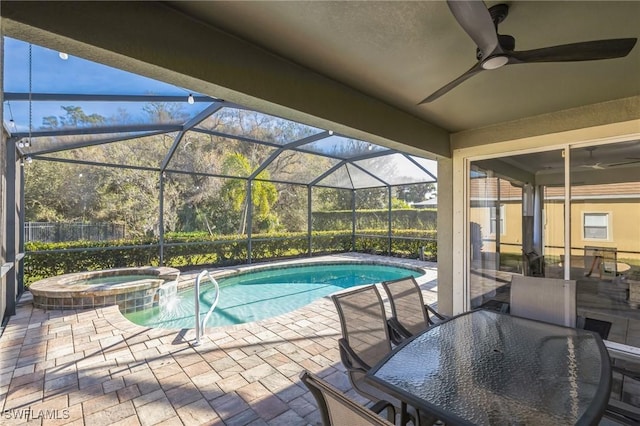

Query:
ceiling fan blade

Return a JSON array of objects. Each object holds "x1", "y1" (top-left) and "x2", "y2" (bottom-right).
[
  {"x1": 418, "y1": 62, "x2": 484, "y2": 104},
  {"x1": 447, "y1": 0, "x2": 499, "y2": 56},
  {"x1": 607, "y1": 159, "x2": 640, "y2": 167},
  {"x1": 510, "y1": 38, "x2": 637, "y2": 63}
]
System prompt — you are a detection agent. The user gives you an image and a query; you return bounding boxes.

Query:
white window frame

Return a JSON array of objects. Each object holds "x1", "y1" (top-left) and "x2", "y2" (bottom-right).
[
  {"x1": 489, "y1": 204, "x2": 506, "y2": 236},
  {"x1": 582, "y1": 211, "x2": 611, "y2": 241}
]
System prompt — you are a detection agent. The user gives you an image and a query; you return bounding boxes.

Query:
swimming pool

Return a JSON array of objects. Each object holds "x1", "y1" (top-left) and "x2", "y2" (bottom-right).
[{"x1": 124, "y1": 263, "x2": 423, "y2": 329}]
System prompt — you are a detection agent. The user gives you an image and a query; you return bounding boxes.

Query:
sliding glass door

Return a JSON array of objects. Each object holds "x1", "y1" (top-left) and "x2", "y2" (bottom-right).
[
  {"x1": 467, "y1": 140, "x2": 640, "y2": 337},
  {"x1": 469, "y1": 150, "x2": 565, "y2": 309}
]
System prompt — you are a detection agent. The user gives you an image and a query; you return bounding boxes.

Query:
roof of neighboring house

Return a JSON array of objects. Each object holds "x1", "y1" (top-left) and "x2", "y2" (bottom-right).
[
  {"x1": 411, "y1": 197, "x2": 438, "y2": 208},
  {"x1": 470, "y1": 178, "x2": 640, "y2": 201}
]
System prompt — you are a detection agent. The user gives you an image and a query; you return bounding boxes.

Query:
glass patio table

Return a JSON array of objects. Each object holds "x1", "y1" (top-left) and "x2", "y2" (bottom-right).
[{"x1": 366, "y1": 310, "x2": 611, "y2": 425}]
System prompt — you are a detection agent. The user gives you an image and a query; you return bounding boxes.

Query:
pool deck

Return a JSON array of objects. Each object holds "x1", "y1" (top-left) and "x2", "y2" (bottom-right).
[{"x1": 0, "y1": 254, "x2": 438, "y2": 426}]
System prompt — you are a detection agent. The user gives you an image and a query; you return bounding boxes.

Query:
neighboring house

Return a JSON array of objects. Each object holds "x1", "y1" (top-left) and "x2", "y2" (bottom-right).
[
  {"x1": 469, "y1": 178, "x2": 640, "y2": 263},
  {"x1": 410, "y1": 196, "x2": 438, "y2": 209}
]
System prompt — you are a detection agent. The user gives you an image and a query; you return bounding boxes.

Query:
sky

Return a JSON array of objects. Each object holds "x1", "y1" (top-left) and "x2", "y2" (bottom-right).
[
  {"x1": 3, "y1": 37, "x2": 207, "y2": 132},
  {"x1": 2, "y1": 37, "x2": 437, "y2": 182}
]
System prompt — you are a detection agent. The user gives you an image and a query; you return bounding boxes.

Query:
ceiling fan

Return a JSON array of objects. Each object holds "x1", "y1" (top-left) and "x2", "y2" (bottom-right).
[
  {"x1": 580, "y1": 148, "x2": 606, "y2": 170},
  {"x1": 579, "y1": 147, "x2": 640, "y2": 170},
  {"x1": 419, "y1": 1, "x2": 638, "y2": 104}
]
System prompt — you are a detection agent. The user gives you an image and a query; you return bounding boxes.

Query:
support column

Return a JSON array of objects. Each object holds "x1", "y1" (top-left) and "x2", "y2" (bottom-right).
[
  {"x1": 533, "y1": 185, "x2": 543, "y2": 255},
  {"x1": 351, "y1": 189, "x2": 356, "y2": 252},
  {"x1": 307, "y1": 186, "x2": 312, "y2": 257},
  {"x1": 246, "y1": 180, "x2": 253, "y2": 264},
  {"x1": 17, "y1": 161, "x2": 25, "y2": 296},
  {"x1": 5, "y1": 141, "x2": 18, "y2": 317},
  {"x1": 158, "y1": 172, "x2": 164, "y2": 266},
  {"x1": 495, "y1": 178, "x2": 501, "y2": 271},
  {"x1": 438, "y1": 157, "x2": 454, "y2": 316},
  {"x1": 388, "y1": 186, "x2": 392, "y2": 256}
]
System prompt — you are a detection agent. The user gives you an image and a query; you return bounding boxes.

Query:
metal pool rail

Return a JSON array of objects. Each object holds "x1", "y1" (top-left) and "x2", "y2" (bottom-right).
[{"x1": 193, "y1": 270, "x2": 220, "y2": 346}]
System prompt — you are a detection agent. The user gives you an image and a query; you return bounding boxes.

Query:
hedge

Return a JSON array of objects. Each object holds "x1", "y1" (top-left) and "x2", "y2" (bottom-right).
[
  {"x1": 24, "y1": 229, "x2": 436, "y2": 285},
  {"x1": 313, "y1": 209, "x2": 436, "y2": 231}
]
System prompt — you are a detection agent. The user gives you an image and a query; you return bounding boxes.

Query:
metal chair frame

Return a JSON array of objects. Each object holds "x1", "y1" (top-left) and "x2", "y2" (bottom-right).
[{"x1": 300, "y1": 370, "x2": 395, "y2": 425}]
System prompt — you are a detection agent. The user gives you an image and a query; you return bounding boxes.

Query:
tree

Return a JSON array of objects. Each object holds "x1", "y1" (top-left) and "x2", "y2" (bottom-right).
[
  {"x1": 24, "y1": 161, "x2": 90, "y2": 222},
  {"x1": 395, "y1": 183, "x2": 436, "y2": 204},
  {"x1": 272, "y1": 184, "x2": 307, "y2": 232},
  {"x1": 314, "y1": 187, "x2": 353, "y2": 211},
  {"x1": 58, "y1": 106, "x2": 106, "y2": 127},
  {"x1": 220, "y1": 153, "x2": 278, "y2": 234},
  {"x1": 142, "y1": 102, "x2": 189, "y2": 124}
]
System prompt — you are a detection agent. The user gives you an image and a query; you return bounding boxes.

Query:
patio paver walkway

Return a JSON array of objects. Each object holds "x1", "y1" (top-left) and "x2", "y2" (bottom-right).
[{"x1": 0, "y1": 255, "x2": 438, "y2": 425}]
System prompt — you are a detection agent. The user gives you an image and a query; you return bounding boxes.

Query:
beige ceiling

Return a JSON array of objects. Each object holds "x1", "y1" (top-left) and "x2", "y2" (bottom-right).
[
  {"x1": 166, "y1": 0, "x2": 640, "y2": 133},
  {"x1": 1, "y1": 0, "x2": 638, "y2": 161}
]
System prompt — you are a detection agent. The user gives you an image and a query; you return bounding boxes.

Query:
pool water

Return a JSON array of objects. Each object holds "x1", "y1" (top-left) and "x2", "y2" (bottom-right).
[{"x1": 124, "y1": 263, "x2": 422, "y2": 329}]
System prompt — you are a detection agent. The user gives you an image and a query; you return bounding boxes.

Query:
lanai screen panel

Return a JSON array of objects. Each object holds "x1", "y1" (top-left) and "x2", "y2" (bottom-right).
[
  {"x1": 4, "y1": 37, "x2": 194, "y2": 96},
  {"x1": 3, "y1": 37, "x2": 212, "y2": 134},
  {"x1": 311, "y1": 187, "x2": 354, "y2": 231},
  {"x1": 345, "y1": 164, "x2": 386, "y2": 189},
  {"x1": 409, "y1": 155, "x2": 438, "y2": 180},
  {"x1": 315, "y1": 163, "x2": 386, "y2": 189},
  {"x1": 195, "y1": 107, "x2": 322, "y2": 145},
  {"x1": 297, "y1": 135, "x2": 389, "y2": 159},
  {"x1": 166, "y1": 173, "x2": 246, "y2": 236},
  {"x1": 20, "y1": 131, "x2": 165, "y2": 157},
  {"x1": 315, "y1": 165, "x2": 353, "y2": 189},
  {"x1": 5, "y1": 99, "x2": 209, "y2": 134},
  {"x1": 272, "y1": 183, "x2": 309, "y2": 231},
  {"x1": 262, "y1": 150, "x2": 342, "y2": 184},
  {"x1": 355, "y1": 187, "x2": 389, "y2": 228},
  {"x1": 354, "y1": 153, "x2": 437, "y2": 185},
  {"x1": 37, "y1": 132, "x2": 178, "y2": 168},
  {"x1": 23, "y1": 163, "x2": 161, "y2": 238},
  {"x1": 167, "y1": 131, "x2": 279, "y2": 178}
]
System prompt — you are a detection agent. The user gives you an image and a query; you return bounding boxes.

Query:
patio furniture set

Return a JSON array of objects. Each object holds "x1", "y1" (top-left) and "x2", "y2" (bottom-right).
[{"x1": 300, "y1": 276, "x2": 640, "y2": 425}]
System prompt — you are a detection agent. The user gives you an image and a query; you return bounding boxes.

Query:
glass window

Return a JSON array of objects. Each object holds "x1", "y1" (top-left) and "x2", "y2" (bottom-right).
[
  {"x1": 584, "y1": 212, "x2": 609, "y2": 240},
  {"x1": 490, "y1": 204, "x2": 506, "y2": 235}
]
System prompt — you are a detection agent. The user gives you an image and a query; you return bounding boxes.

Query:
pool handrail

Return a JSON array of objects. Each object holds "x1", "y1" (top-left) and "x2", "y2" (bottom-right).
[{"x1": 194, "y1": 270, "x2": 220, "y2": 346}]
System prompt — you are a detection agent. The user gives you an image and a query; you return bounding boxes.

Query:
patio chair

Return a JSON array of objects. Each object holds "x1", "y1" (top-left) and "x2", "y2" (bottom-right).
[
  {"x1": 603, "y1": 400, "x2": 640, "y2": 425},
  {"x1": 381, "y1": 276, "x2": 448, "y2": 340},
  {"x1": 299, "y1": 370, "x2": 395, "y2": 425},
  {"x1": 510, "y1": 275, "x2": 577, "y2": 327},
  {"x1": 604, "y1": 362, "x2": 640, "y2": 425},
  {"x1": 331, "y1": 285, "x2": 396, "y2": 403},
  {"x1": 603, "y1": 341, "x2": 640, "y2": 425},
  {"x1": 331, "y1": 285, "x2": 439, "y2": 426},
  {"x1": 576, "y1": 316, "x2": 612, "y2": 340}
]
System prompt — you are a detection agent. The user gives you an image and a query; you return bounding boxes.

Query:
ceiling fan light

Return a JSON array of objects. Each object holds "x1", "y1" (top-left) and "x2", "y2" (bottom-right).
[{"x1": 482, "y1": 55, "x2": 509, "y2": 70}]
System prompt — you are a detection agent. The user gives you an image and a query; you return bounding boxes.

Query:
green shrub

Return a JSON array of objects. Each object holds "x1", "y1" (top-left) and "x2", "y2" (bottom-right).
[{"x1": 24, "y1": 229, "x2": 436, "y2": 285}]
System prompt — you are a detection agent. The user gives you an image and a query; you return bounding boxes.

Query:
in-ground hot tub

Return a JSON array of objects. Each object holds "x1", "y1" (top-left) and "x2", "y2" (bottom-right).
[{"x1": 30, "y1": 266, "x2": 180, "y2": 312}]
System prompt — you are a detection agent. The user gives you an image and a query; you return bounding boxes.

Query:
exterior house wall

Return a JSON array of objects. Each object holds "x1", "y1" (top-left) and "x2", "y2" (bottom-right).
[
  {"x1": 544, "y1": 199, "x2": 640, "y2": 261},
  {"x1": 470, "y1": 198, "x2": 640, "y2": 263}
]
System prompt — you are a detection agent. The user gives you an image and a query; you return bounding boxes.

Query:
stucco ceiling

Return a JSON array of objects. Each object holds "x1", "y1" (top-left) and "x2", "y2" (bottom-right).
[{"x1": 166, "y1": 1, "x2": 640, "y2": 133}]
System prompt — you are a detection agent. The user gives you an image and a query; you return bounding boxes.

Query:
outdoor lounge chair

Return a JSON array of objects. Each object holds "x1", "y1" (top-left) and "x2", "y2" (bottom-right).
[
  {"x1": 510, "y1": 275, "x2": 577, "y2": 327},
  {"x1": 331, "y1": 285, "x2": 438, "y2": 426},
  {"x1": 381, "y1": 276, "x2": 447, "y2": 340},
  {"x1": 300, "y1": 370, "x2": 395, "y2": 425}
]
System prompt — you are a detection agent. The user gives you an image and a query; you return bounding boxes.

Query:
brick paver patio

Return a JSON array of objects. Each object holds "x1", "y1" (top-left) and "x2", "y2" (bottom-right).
[{"x1": 0, "y1": 255, "x2": 438, "y2": 425}]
